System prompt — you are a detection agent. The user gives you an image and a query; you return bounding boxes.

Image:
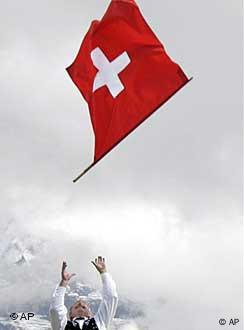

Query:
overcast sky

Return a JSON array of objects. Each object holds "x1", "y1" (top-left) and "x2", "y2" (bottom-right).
[{"x1": 0, "y1": 0, "x2": 243, "y2": 329}]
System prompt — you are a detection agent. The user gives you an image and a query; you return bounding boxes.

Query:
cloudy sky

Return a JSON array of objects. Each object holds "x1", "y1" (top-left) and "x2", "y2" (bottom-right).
[{"x1": 0, "y1": 0, "x2": 243, "y2": 329}]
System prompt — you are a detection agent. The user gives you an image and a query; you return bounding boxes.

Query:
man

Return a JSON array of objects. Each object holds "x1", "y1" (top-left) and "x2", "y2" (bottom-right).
[{"x1": 49, "y1": 256, "x2": 118, "y2": 330}]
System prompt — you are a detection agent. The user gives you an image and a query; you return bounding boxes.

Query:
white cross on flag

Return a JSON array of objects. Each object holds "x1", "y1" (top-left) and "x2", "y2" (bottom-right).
[
  {"x1": 66, "y1": 0, "x2": 190, "y2": 180},
  {"x1": 91, "y1": 47, "x2": 131, "y2": 98}
]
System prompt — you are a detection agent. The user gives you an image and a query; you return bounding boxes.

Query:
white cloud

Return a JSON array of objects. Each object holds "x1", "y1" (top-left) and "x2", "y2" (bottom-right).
[{"x1": 0, "y1": 0, "x2": 242, "y2": 329}]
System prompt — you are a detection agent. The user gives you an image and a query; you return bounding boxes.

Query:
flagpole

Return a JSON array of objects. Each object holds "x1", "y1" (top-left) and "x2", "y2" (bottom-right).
[
  {"x1": 73, "y1": 162, "x2": 97, "y2": 182},
  {"x1": 73, "y1": 77, "x2": 193, "y2": 183}
]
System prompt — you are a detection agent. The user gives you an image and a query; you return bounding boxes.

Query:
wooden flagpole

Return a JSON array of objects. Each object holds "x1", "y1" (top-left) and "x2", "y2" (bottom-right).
[{"x1": 73, "y1": 77, "x2": 193, "y2": 183}]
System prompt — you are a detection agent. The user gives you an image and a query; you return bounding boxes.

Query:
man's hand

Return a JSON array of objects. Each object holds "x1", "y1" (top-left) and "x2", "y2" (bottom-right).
[
  {"x1": 91, "y1": 256, "x2": 107, "y2": 274},
  {"x1": 60, "y1": 261, "x2": 76, "y2": 287}
]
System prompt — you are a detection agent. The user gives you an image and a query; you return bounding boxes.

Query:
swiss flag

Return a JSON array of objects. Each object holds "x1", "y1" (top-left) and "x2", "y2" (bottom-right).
[{"x1": 67, "y1": 0, "x2": 190, "y2": 168}]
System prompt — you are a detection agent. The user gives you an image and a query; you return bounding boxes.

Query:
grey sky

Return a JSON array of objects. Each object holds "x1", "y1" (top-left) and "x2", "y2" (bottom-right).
[{"x1": 0, "y1": 0, "x2": 243, "y2": 329}]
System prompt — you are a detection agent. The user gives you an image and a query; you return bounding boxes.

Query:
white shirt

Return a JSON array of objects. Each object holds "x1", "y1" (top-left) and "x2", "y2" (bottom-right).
[{"x1": 49, "y1": 272, "x2": 118, "y2": 330}]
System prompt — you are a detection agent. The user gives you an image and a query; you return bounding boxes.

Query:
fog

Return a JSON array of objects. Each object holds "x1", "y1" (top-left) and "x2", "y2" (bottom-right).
[{"x1": 0, "y1": 0, "x2": 242, "y2": 329}]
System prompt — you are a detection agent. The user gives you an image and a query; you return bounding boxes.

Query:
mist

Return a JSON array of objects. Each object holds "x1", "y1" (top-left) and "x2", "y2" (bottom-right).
[{"x1": 0, "y1": 0, "x2": 242, "y2": 329}]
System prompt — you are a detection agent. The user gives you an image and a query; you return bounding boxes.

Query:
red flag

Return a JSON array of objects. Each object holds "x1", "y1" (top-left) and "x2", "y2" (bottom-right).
[{"x1": 67, "y1": 0, "x2": 189, "y2": 168}]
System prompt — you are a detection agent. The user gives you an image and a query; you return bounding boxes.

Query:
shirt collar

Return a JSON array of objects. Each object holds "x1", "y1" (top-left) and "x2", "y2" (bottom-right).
[{"x1": 73, "y1": 316, "x2": 87, "y2": 321}]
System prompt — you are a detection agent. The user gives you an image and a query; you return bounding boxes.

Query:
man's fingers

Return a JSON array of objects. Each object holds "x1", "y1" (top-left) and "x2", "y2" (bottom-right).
[
  {"x1": 70, "y1": 273, "x2": 76, "y2": 278},
  {"x1": 92, "y1": 256, "x2": 106, "y2": 266}
]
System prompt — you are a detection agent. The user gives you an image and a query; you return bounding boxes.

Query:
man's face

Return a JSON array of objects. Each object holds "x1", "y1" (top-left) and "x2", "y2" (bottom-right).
[{"x1": 70, "y1": 299, "x2": 93, "y2": 320}]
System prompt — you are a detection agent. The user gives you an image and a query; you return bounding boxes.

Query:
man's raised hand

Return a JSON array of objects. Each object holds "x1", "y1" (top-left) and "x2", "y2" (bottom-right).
[
  {"x1": 60, "y1": 261, "x2": 76, "y2": 287},
  {"x1": 91, "y1": 256, "x2": 107, "y2": 274}
]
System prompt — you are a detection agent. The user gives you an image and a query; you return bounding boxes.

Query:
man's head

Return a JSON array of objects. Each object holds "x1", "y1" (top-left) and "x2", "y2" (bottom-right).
[{"x1": 69, "y1": 299, "x2": 93, "y2": 320}]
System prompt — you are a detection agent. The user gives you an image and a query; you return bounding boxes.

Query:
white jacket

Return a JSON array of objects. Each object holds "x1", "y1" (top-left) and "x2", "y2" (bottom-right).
[{"x1": 49, "y1": 272, "x2": 118, "y2": 330}]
